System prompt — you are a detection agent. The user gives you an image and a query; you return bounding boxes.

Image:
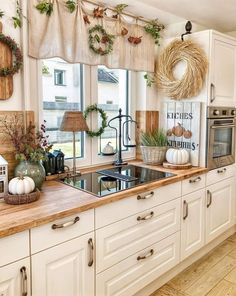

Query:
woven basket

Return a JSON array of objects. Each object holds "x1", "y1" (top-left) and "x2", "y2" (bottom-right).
[
  {"x1": 4, "y1": 189, "x2": 40, "y2": 205},
  {"x1": 140, "y1": 146, "x2": 167, "y2": 165}
]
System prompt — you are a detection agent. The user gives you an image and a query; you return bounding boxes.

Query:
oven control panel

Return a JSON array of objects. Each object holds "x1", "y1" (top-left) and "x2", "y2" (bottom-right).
[{"x1": 207, "y1": 106, "x2": 236, "y2": 118}]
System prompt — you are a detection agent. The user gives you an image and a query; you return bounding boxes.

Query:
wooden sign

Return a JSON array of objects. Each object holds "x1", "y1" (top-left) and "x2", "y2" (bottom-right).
[
  {"x1": 160, "y1": 102, "x2": 201, "y2": 166},
  {"x1": 0, "y1": 22, "x2": 13, "y2": 100}
]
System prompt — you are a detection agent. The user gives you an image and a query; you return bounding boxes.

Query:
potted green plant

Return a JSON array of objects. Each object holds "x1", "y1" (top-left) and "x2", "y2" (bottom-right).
[{"x1": 140, "y1": 129, "x2": 168, "y2": 165}]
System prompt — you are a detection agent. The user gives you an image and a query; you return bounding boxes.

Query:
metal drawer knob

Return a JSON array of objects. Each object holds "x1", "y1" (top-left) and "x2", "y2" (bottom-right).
[{"x1": 217, "y1": 168, "x2": 226, "y2": 174}]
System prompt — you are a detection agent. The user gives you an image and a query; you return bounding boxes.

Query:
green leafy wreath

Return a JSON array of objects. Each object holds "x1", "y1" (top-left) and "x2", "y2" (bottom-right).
[
  {"x1": 84, "y1": 104, "x2": 108, "y2": 137},
  {"x1": 88, "y1": 25, "x2": 115, "y2": 56},
  {"x1": 0, "y1": 34, "x2": 23, "y2": 77}
]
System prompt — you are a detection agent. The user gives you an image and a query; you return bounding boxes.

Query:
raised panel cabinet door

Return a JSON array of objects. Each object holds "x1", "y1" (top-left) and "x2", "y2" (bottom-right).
[
  {"x1": 210, "y1": 35, "x2": 236, "y2": 106},
  {"x1": 96, "y1": 198, "x2": 181, "y2": 273},
  {"x1": 31, "y1": 232, "x2": 94, "y2": 296},
  {"x1": 96, "y1": 232, "x2": 180, "y2": 296},
  {"x1": 0, "y1": 258, "x2": 30, "y2": 296},
  {"x1": 181, "y1": 189, "x2": 205, "y2": 260},
  {"x1": 206, "y1": 178, "x2": 234, "y2": 243}
]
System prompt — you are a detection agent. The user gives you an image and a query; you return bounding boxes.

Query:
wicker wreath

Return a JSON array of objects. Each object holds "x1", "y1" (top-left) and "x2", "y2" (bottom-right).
[{"x1": 156, "y1": 39, "x2": 208, "y2": 100}]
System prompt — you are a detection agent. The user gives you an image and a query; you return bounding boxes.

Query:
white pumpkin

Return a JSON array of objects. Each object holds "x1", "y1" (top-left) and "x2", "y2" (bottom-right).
[
  {"x1": 9, "y1": 176, "x2": 35, "y2": 195},
  {"x1": 166, "y1": 148, "x2": 189, "y2": 165}
]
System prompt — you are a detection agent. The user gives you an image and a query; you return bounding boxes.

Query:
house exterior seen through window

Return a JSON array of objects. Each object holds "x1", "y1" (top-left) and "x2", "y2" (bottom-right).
[{"x1": 54, "y1": 69, "x2": 66, "y2": 86}]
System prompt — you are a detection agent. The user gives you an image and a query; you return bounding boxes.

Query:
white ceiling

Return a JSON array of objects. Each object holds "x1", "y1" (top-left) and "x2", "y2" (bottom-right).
[{"x1": 104, "y1": 0, "x2": 236, "y2": 32}]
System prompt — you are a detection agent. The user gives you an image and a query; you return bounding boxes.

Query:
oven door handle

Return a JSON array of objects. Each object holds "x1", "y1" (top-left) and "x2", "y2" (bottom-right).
[{"x1": 211, "y1": 125, "x2": 235, "y2": 129}]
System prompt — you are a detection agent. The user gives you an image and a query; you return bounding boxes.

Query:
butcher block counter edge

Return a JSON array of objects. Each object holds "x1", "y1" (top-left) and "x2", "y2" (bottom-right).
[{"x1": 0, "y1": 161, "x2": 208, "y2": 238}]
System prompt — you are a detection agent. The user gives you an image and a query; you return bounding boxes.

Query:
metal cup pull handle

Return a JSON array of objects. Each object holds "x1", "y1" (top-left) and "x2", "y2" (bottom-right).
[
  {"x1": 88, "y1": 238, "x2": 94, "y2": 267},
  {"x1": 137, "y1": 191, "x2": 154, "y2": 200},
  {"x1": 210, "y1": 83, "x2": 216, "y2": 103},
  {"x1": 20, "y1": 266, "x2": 28, "y2": 296},
  {"x1": 51, "y1": 216, "x2": 80, "y2": 230},
  {"x1": 137, "y1": 249, "x2": 154, "y2": 261}
]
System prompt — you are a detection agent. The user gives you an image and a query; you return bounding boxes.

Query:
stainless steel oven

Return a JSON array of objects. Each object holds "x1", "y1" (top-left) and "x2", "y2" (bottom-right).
[{"x1": 207, "y1": 106, "x2": 236, "y2": 170}]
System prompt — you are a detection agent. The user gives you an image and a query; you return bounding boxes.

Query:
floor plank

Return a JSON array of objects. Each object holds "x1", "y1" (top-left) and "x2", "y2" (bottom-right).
[
  {"x1": 168, "y1": 240, "x2": 235, "y2": 291},
  {"x1": 225, "y1": 266, "x2": 236, "y2": 285},
  {"x1": 229, "y1": 248, "x2": 236, "y2": 259},
  {"x1": 185, "y1": 256, "x2": 236, "y2": 296},
  {"x1": 206, "y1": 280, "x2": 236, "y2": 296},
  {"x1": 150, "y1": 284, "x2": 188, "y2": 296},
  {"x1": 227, "y1": 234, "x2": 236, "y2": 244}
]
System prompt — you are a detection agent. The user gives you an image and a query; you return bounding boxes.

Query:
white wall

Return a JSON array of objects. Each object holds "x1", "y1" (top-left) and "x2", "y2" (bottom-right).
[{"x1": 0, "y1": 1, "x2": 23, "y2": 111}]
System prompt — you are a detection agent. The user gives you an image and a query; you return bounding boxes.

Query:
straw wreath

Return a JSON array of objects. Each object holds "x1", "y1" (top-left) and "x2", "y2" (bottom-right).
[{"x1": 156, "y1": 39, "x2": 208, "y2": 100}]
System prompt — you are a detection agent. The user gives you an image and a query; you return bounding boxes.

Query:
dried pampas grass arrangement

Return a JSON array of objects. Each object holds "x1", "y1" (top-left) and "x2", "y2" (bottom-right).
[{"x1": 156, "y1": 39, "x2": 208, "y2": 100}]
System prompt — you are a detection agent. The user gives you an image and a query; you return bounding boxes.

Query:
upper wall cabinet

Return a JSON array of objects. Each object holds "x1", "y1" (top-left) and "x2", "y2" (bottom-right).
[{"x1": 209, "y1": 32, "x2": 236, "y2": 107}]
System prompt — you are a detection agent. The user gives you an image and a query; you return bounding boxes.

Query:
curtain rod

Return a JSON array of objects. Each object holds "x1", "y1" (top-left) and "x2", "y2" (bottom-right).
[{"x1": 81, "y1": 0, "x2": 152, "y2": 25}]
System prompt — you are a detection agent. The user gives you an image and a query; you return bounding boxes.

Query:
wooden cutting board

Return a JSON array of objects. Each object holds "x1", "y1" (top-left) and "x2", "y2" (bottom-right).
[
  {"x1": 0, "y1": 22, "x2": 13, "y2": 100},
  {"x1": 163, "y1": 162, "x2": 192, "y2": 170}
]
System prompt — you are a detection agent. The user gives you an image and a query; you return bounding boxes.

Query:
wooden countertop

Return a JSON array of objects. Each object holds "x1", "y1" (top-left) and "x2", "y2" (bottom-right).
[{"x1": 0, "y1": 161, "x2": 208, "y2": 238}]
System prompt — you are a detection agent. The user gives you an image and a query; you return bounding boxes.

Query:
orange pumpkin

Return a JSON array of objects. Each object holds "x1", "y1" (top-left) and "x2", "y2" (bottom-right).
[
  {"x1": 183, "y1": 129, "x2": 192, "y2": 139},
  {"x1": 172, "y1": 123, "x2": 185, "y2": 137}
]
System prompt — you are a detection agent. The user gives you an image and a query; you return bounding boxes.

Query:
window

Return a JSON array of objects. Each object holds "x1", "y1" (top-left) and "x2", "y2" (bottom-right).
[
  {"x1": 42, "y1": 58, "x2": 84, "y2": 159},
  {"x1": 55, "y1": 96, "x2": 67, "y2": 103},
  {"x1": 54, "y1": 69, "x2": 66, "y2": 86},
  {"x1": 97, "y1": 65, "x2": 130, "y2": 153},
  {"x1": 40, "y1": 60, "x2": 136, "y2": 166}
]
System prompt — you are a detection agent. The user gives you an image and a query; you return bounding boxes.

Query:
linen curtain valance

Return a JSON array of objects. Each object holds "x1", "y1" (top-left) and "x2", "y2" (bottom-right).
[{"x1": 28, "y1": 0, "x2": 156, "y2": 72}]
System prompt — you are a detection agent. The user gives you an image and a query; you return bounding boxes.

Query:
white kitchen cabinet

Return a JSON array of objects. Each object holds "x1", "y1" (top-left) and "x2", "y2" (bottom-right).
[
  {"x1": 206, "y1": 177, "x2": 234, "y2": 243},
  {"x1": 96, "y1": 198, "x2": 181, "y2": 273},
  {"x1": 31, "y1": 232, "x2": 94, "y2": 296},
  {"x1": 181, "y1": 189, "x2": 205, "y2": 260},
  {"x1": 96, "y1": 232, "x2": 180, "y2": 296},
  {"x1": 209, "y1": 33, "x2": 236, "y2": 107},
  {"x1": 0, "y1": 258, "x2": 30, "y2": 296}
]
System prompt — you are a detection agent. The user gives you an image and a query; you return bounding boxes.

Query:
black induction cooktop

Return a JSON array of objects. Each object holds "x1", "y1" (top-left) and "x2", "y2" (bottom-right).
[{"x1": 62, "y1": 165, "x2": 175, "y2": 197}]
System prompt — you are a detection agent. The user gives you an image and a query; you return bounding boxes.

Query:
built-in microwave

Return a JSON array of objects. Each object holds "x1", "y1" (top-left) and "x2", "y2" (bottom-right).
[{"x1": 206, "y1": 106, "x2": 236, "y2": 170}]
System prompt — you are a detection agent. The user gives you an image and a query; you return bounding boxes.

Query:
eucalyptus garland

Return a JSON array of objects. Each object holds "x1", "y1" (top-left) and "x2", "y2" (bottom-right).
[
  {"x1": 84, "y1": 104, "x2": 108, "y2": 137},
  {"x1": 88, "y1": 25, "x2": 115, "y2": 56},
  {"x1": 0, "y1": 34, "x2": 23, "y2": 77}
]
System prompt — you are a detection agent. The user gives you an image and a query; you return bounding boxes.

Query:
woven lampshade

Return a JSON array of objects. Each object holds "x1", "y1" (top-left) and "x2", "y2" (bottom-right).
[{"x1": 60, "y1": 111, "x2": 89, "y2": 132}]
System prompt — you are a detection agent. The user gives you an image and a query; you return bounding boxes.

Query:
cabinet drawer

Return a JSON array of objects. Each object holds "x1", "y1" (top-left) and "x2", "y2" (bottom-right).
[
  {"x1": 31, "y1": 209, "x2": 94, "y2": 254},
  {"x1": 0, "y1": 231, "x2": 29, "y2": 267},
  {"x1": 95, "y1": 182, "x2": 181, "y2": 228},
  {"x1": 96, "y1": 232, "x2": 180, "y2": 296},
  {"x1": 182, "y1": 174, "x2": 206, "y2": 196},
  {"x1": 96, "y1": 198, "x2": 181, "y2": 273},
  {"x1": 206, "y1": 165, "x2": 235, "y2": 186}
]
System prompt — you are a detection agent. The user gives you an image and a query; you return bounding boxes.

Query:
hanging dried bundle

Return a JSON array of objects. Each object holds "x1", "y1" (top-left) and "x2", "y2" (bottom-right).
[{"x1": 156, "y1": 39, "x2": 208, "y2": 100}]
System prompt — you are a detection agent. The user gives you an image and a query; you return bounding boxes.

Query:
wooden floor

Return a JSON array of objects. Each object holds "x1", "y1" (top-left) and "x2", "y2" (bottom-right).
[{"x1": 151, "y1": 233, "x2": 236, "y2": 296}]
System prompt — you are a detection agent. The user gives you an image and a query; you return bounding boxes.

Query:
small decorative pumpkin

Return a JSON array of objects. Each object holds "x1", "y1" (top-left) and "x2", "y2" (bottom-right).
[
  {"x1": 166, "y1": 148, "x2": 189, "y2": 165},
  {"x1": 172, "y1": 123, "x2": 185, "y2": 137},
  {"x1": 166, "y1": 129, "x2": 172, "y2": 137},
  {"x1": 8, "y1": 176, "x2": 35, "y2": 195},
  {"x1": 183, "y1": 129, "x2": 192, "y2": 139}
]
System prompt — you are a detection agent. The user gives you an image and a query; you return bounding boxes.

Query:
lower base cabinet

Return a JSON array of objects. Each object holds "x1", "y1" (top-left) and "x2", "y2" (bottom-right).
[
  {"x1": 31, "y1": 232, "x2": 94, "y2": 296},
  {"x1": 206, "y1": 177, "x2": 234, "y2": 243},
  {"x1": 96, "y1": 232, "x2": 180, "y2": 296},
  {"x1": 0, "y1": 258, "x2": 30, "y2": 296},
  {"x1": 181, "y1": 189, "x2": 205, "y2": 260}
]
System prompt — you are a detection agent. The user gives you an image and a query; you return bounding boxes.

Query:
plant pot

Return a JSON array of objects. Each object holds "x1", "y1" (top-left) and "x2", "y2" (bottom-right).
[
  {"x1": 140, "y1": 146, "x2": 167, "y2": 165},
  {"x1": 14, "y1": 160, "x2": 46, "y2": 190}
]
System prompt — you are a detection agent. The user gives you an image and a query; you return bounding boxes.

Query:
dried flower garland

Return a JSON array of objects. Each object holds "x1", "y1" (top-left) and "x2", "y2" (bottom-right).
[
  {"x1": 0, "y1": 34, "x2": 23, "y2": 77},
  {"x1": 84, "y1": 104, "x2": 108, "y2": 137},
  {"x1": 156, "y1": 39, "x2": 208, "y2": 100},
  {"x1": 88, "y1": 25, "x2": 115, "y2": 56}
]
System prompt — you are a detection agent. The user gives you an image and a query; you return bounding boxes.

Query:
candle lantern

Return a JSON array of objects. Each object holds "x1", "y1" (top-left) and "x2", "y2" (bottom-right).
[
  {"x1": 0, "y1": 155, "x2": 8, "y2": 198},
  {"x1": 53, "y1": 150, "x2": 65, "y2": 174},
  {"x1": 43, "y1": 152, "x2": 56, "y2": 176}
]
